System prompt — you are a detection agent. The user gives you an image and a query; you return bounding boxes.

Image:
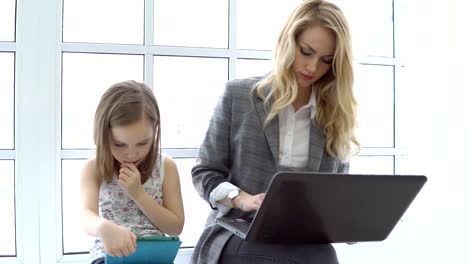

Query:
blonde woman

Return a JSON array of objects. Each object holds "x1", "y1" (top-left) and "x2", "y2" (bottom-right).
[
  {"x1": 192, "y1": 0, "x2": 358, "y2": 263},
  {"x1": 80, "y1": 81, "x2": 184, "y2": 264}
]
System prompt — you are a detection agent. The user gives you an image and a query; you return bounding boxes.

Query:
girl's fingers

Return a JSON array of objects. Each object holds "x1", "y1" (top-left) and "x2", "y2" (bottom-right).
[
  {"x1": 131, "y1": 233, "x2": 137, "y2": 248},
  {"x1": 120, "y1": 163, "x2": 137, "y2": 172},
  {"x1": 119, "y1": 167, "x2": 132, "y2": 175},
  {"x1": 127, "y1": 243, "x2": 136, "y2": 255},
  {"x1": 120, "y1": 248, "x2": 128, "y2": 257},
  {"x1": 118, "y1": 173, "x2": 129, "y2": 182},
  {"x1": 118, "y1": 178, "x2": 127, "y2": 187}
]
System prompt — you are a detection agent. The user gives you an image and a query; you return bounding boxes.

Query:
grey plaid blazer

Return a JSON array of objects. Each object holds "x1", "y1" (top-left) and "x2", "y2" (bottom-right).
[{"x1": 191, "y1": 77, "x2": 349, "y2": 264}]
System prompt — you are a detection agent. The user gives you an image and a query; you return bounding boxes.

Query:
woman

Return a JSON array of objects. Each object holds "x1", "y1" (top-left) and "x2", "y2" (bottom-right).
[{"x1": 192, "y1": 0, "x2": 359, "y2": 263}]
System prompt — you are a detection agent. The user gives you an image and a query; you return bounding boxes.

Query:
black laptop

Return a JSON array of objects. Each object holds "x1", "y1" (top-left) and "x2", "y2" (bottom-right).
[{"x1": 216, "y1": 171, "x2": 427, "y2": 244}]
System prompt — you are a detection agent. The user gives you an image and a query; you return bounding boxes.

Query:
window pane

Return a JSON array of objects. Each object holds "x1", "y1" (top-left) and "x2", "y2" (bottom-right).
[
  {"x1": 154, "y1": 56, "x2": 228, "y2": 149},
  {"x1": 62, "y1": 159, "x2": 94, "y2": 253},
  {"x1": 62, "y1": 53, "x2": 143, "y2": 149},
  {"x1": 155, "y1": 0, "x2": 228, "y2": 48},
  {"x1": 63, "y1": 0, "x2": 144, "y2": 44},
  {"x1": 0, "y1": 160, "x2": 15, "y2": 256},
  {"x1": 0, "y1": 53, "x2": 14, "y2": 149},
  {"x1": 237, "y1": 0, "x2": 301, "y2": 50},
  {"x1": 0, "y1": 0, "x2": 15, "y2": 41},
  {"x1": 236, "y1": 59, "x2": 271, "y2": 79},
  {"x1": 355, "y1": 64, "x2": 394, "y2": 147},
  {"x1": 175, "y1": 158, "x2": 211, "y2": 247},
  {"x1": 349, "y1": 155, "x2": 394, "y2": 174},
  {"x1": 333, "y1": 0, "x2": 394, "y2": 57}
]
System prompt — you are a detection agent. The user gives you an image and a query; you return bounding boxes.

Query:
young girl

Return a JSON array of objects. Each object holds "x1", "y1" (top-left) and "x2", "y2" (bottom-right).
[{"x1": 80, "y1": 80, "x2": 184, "y2": 264}]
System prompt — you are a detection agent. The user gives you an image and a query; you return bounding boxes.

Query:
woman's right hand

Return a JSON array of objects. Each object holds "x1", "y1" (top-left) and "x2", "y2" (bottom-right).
[
  {"x1": 99, "y1": 221, "x2": 137, "y2": 257},
  {"x1": 232, "y1": 192, "x2": 265, "y2": 212}
]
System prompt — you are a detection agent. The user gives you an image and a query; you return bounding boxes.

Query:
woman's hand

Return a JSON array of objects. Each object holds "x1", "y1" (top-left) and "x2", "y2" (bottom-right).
[
  {"x1": 99, "y1": 221, "x2": 137, "y2": 257},
  {"x1": 118, "y1": 163, "x2": 145, "y2": 201},
  {"x1": 232, "y1": 192, "x2": 265, "y2": 212}
]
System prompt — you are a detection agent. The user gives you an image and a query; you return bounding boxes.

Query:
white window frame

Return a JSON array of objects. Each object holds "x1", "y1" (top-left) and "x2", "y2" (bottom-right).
[{"x1": 6, "y1": 0, "x2": 403, "y2": 263}]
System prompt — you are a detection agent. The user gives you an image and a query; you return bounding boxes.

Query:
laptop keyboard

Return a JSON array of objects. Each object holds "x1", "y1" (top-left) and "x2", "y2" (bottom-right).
[{"x1": 231, "y1": 218, "x2": 251, "y2": 233}]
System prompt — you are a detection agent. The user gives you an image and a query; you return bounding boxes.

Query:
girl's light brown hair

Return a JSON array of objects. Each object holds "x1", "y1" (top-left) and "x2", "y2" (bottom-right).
[
  {"x1": 93, "y1": 80, "x2": 161, "y2": 183},
  {"x1": 256, "y1": 0, "x2": 359, "y2": 160}
]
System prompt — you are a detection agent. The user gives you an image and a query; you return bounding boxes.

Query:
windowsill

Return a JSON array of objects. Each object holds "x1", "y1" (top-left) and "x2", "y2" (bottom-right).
[{"x1": 56, "y1": 248, "x2": 194, "y2": 263}]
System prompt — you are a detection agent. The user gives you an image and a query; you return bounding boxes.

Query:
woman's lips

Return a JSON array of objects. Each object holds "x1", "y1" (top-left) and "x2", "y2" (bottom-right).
[{"x1": 300, "y1": 73, "x2": 313, "y2": 80}]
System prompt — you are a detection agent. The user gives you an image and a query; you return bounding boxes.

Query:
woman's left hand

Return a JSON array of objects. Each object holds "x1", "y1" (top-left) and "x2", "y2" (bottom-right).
[{"x1": 118, "y1": 163, "x2": 144, "y2": 200}]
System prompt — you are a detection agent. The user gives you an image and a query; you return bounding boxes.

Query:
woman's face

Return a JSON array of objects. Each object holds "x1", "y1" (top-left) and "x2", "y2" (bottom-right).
[
  {"x1": 292, "y1": 25, "x2": 336, "y2": 90},
  {"x1": 109, "y1": 117, "x2": 154, "y2": 166}
]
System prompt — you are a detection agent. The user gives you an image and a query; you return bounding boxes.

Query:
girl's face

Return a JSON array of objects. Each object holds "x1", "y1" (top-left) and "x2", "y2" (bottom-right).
[
  {"x1": 109, "y1": 117, "x2": 154, "y2": 166},
  {"x1": 292, "y1": 25, "x2": 336, "y2": 90}
]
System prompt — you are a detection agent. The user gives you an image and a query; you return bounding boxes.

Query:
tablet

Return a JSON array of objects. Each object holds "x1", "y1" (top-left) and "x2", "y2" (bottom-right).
[{"x1": 105, "y1": 236, "x2": 181, "y2": 264}]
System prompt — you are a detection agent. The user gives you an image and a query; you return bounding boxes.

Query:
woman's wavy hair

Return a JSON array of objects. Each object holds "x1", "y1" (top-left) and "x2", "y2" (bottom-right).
[
  {"x1": 93, "y1": 80, "x2": 161, "y2": 183},
  {"x1": 255, "y1": 0, "x2": 359, "y2": 161}
]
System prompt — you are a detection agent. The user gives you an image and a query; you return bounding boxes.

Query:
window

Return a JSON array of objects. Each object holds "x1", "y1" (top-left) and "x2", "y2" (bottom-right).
[
  {"x1": 0, "y1": 0, "x2": 16, "y2": 42},
  {"x1": 154, "y1": 0, "x2": 228, "y2": 48},
  {"x1": 61, "y1": 53, "x2": 144, "y2": 149},
  {"x1": 154, "y1": 56, "x2": 228, "y2": 148},
  {"x1": 62, "y1": 0, "x2": 144, "y2": 44},
  {"x1": 0, "y1": 160, "x2": 15, "y2": 256},
  {"x1": 0, "y1": 53, "x2": 15, "y2": 150},
  {"x1": 59, "y1": 1, "x2": 304, "y2": 257},
  {"x1": 337, "y1": 0, "x2": 397, "y2": 174},
  {"x1": 0, "y1": 0, "x2": 16, "y2": 257},
  {"x1": 12, "y1": 0, "x2": 467, "y2": 263},
  {"x1": 236, "y1": 0, "x2": 302, "y2": 50},
  {"x1": 18, "y1": 0, "x2": 401, "y2": 260}
]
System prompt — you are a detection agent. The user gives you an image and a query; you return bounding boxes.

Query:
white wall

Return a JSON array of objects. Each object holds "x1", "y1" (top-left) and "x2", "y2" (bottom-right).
[{"x1": 337, "y1": 0, "x2": 468, "y2": 263}]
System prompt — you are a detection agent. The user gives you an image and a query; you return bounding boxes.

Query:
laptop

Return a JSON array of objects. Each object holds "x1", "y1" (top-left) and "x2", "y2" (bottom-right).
[
  {"x1": 216, "y1": 171, "x2": 427, "y2": 244},
  {"x1": 105, "y1": 236, "x2": 181, "y2": 264}
]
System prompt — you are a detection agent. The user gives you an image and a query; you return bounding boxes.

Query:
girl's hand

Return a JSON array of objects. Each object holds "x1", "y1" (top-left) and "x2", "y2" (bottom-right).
[
  {"x1": 118, "y1": 163, "x2": 144, "y2": 200},
  {"x1": 100, "y1": 221, "x2": 137, "y2": 257},
  {"x1": 232, "y1": 192, "x2": 265, "y2": 212}
]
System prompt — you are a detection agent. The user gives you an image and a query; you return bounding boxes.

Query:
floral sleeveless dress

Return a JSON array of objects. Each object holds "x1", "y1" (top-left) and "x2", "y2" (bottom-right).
[{"x1": 89, "y1": 155, "x2": 166, "y2": 262}]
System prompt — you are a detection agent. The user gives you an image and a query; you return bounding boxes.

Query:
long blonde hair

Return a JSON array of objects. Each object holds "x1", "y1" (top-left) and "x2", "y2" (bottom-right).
[
  {"x1": 256, "y1": 0, "x2": 359, "y2": 160},
  {"x1": 93, "y1": 80, "x2": 161, "y2": 183}
]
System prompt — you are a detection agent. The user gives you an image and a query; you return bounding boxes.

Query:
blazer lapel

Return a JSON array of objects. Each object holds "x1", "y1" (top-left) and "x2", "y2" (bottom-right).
[
  {"x1": 254, "y1": 90, "x2": 280, "y2": 166},
  {"x1": 307, "y1": 120, "x2": 325, "y2": 171}
]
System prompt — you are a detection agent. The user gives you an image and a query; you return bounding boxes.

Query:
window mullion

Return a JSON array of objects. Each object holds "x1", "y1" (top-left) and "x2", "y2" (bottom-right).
[{"x1": 15, "y1": 0, "x2": 42, "y2": 261}]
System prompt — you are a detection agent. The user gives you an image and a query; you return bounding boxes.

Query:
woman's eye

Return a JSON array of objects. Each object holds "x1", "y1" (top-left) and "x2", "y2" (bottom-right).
[
  {"x1": 322, "y1": 58, "x2": 333, "y2": 64},
  {"x1": 114, "y1": 143, "x2": 125, "y2": 147},
  {"x1": 138, "y1": 142, "x2": 148, "y2": 146},
  {"x1": 300, "y1": 47, "x2": 312, "y2": 56}
]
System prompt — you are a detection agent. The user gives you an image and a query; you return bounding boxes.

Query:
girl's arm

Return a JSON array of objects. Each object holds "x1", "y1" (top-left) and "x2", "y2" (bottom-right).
[
  {"x1": 80, "y1": 159, "x2": 107, "y2": 236},
  {"x1": 131, "y1": 156, "x2": 185, "y2": 236},
  {"x1": 80, "y1": 159, "x2": 136, "y2": 256}
]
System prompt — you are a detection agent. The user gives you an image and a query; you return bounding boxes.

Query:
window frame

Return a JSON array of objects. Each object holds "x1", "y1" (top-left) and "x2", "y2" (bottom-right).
[{"x1": 5, "y1": 0, "x2": 403, "y2": 263}]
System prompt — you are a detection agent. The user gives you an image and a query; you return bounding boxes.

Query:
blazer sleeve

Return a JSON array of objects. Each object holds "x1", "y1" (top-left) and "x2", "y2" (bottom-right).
[{"x1": 192, "y1": 82, "x2": 233, "y2": 206}]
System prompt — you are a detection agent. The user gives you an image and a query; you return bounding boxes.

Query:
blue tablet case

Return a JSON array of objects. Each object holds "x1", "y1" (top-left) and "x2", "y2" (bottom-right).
[{"x1": 105, "y1": 236, "x2": 181, "y2": 264}]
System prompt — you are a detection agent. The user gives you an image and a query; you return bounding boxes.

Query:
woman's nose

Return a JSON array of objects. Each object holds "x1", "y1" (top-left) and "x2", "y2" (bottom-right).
[{"x1": 305, "y1": 58, "x2": 319, "y2": 74}]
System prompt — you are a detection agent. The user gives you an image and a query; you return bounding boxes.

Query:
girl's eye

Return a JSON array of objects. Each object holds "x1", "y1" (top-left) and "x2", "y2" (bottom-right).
[
  {"x1": 322, "y1": 58, "x2": 333, "y2": 65},
  {"x1": 138, "y1": 142, "x2": 148, "y2": 146},
  {"x1": 114, "y1": 143, "x2": 125, "y2": 147},
  {"x1": 300, "y1": 47, "x2": 312, "y2": 56}
]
